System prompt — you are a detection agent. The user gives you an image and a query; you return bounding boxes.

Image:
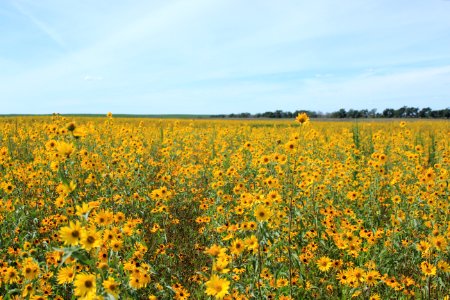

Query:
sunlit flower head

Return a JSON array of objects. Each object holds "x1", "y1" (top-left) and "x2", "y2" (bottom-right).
[{"x1": 295, "y1": 112, "x2": 309, "y2": 124}]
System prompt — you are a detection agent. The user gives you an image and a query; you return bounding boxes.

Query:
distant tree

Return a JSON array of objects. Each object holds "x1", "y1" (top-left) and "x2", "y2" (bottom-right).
[
  {"x1": 430, "y1": 109, "x2": 448, "y2": 118},
  {"x1": 284, "y1": 111, "x2": 293, "y2": 118},
  {"x1": 394, "y1": 106, "x2": 408, "y2": 118},
  {"x1": 273, "y1": 110, "x2": 282, "y2": 118},
  {"x1": 333, "y1": 108, "x2": 347, "y2": 118},
  {"x1": 308, "y1": 110, "x2": 318, "y2": 118},
  {"x1": 405, "y1": 107, "x2": 419, "y2": 118},
  {"x1": 430, "y1": 110, "x2": 439, "y2": 118},
  {"x1": 419, "y1": 107, "x2": 432, "y2": 118},
  {"x1": 383, "y1": 108, "x2": 395, "y2": 118},
  {"x1": 359, "y1": 109, "x2": 369, "y2": 118},
  {"x1": 444, "y1": 108, "x2": 450, "y2": 118},
  {"x1": 262, "y1": 111, "x2": 274, "y2": 118},
  {"x1": 347, "y1": 109, "x2": 361, "y2": 118},
  {"x1": 369, "y1": 108, "x2": 377, "y2": 118}
]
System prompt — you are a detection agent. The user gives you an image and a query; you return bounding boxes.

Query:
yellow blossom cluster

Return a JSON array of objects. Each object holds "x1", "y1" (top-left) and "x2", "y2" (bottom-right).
[{"x1": 0, "y1": 114, "x2": 449, "y2": 299}]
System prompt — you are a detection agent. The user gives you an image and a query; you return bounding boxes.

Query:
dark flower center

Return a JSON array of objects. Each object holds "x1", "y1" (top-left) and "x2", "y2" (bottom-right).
[{"x1": 85, "y1": 280, "x2": 93, "y2": 288}]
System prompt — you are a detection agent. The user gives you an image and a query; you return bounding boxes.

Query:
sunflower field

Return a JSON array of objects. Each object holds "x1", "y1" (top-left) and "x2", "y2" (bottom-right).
[{"x1": 0, "y1": 114, "x2": 449, "y2": 300}]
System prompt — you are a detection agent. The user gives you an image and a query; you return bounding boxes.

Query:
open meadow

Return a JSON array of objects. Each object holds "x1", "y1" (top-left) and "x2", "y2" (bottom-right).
[{"x1": 0, "y1": 115, "x2": 449, "y2": 299}]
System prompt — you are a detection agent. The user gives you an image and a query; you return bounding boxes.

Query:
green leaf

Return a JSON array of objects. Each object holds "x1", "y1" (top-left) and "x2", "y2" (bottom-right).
[{"x1": 71, "y1": 250, "x2": 92, "y2": 265}]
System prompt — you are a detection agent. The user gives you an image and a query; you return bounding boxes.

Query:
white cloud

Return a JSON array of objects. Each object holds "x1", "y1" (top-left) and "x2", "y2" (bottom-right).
[
  {"x1": 10, "y1": 0, "x2": 66, "y2": 49},
  {"x1": 296, "y1": 65, "x2": 450, "y2": 110},
  {"x1": 1, "y1": 0, "x2": 450, "y2": 113}
]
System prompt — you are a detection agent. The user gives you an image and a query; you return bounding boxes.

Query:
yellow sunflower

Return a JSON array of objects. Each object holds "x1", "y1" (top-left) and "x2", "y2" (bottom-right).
[
  {"x1": 254, "y1": 205, "x2": 272, "y2": 222},
  {"x1": 59, "y1": 221, "x2": 83, "y2": 246},
  {"x1": 102, "y1": 277, "x2": 119, "y2": 298},
  {"x1": 205, "y1": 274, "x2": 230, "y2": 299},
  {"x1": 74, "y1": 273, "x2": 96, "y2": 297}
]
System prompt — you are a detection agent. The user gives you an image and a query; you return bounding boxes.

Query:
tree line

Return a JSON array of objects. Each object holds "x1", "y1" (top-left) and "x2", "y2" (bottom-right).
[{"x1": 212, "y1": 106, "x2": 450, "y2": 119}]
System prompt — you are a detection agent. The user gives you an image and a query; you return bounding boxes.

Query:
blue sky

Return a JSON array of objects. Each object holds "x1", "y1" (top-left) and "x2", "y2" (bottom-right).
[{"x1": 1, "y1": 0, "x2": 450, "y2": 114}]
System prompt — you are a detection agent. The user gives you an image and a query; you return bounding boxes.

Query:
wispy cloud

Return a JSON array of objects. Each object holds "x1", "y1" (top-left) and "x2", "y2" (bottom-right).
[
  {"x1": 1, "y1": 0, "x2": 450, "y2": 114},
  {"x1": 9, "y1": 0, "x2": 66, "y2": 49},
  {"x1": 296, "y1": 65, "x2": 450, "y2": 110}
]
